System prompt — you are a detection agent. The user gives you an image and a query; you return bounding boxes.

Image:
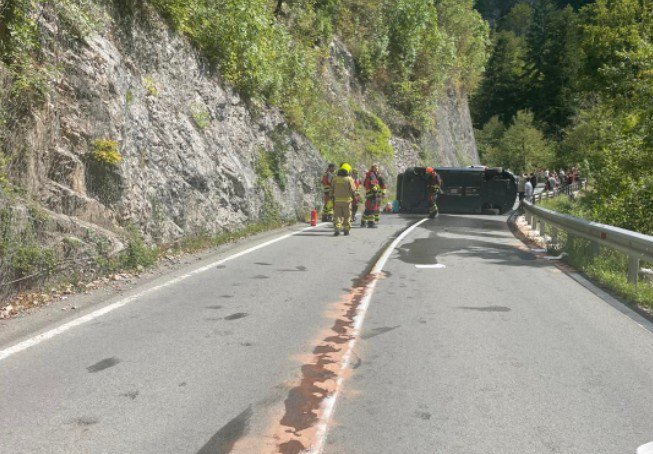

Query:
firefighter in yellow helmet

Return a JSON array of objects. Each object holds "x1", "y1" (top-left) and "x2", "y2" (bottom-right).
[{"x1": 329, "y1": 163, "x2": 357, "y2": 236}]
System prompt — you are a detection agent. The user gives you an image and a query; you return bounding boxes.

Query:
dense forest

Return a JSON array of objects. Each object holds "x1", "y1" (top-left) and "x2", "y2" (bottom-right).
[{"x1": 472, "y1": 0, "x2": 652, "y2": 234}]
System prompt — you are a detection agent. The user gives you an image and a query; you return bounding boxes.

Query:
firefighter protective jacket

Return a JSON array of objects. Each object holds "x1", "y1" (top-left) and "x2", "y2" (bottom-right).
[{"x1": 330, "y1": 175, "x2": 357, "y2": 203}]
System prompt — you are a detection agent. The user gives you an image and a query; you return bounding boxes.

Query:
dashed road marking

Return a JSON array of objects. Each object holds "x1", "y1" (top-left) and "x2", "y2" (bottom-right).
[{"x1": 415, "y1": 264, "x2": 446, "y2": 269}]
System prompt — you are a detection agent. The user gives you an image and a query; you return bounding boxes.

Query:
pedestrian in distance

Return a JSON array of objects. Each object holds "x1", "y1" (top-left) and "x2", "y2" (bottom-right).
[
  {"x1": 518, "y1": 174, "x2": 526, "y2": 202},
  {"x1": 529, "y1": 172, "x2": 537, "y2": 192},
  {"x1": 525, "y1": 178, "x2": 534, "y2": 202},
  {"x1": 330, "y1": 163, "x2": 358, "y2": 236}
]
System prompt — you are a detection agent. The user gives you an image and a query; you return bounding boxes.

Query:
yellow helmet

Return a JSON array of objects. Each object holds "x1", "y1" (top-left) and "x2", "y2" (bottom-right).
[{"x1": 340, "y1": 163, "x2": 352, "y2": 174}]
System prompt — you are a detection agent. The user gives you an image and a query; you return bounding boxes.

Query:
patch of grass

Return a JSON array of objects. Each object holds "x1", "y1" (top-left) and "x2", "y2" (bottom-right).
[
  {"x1": 189, "y1": 103, "x2": 211, "y2": 129},
  {"x1": 352, "y1": 107, "x2": 393, "y2": 159},
  {"x1": 143, "y1": 75, "x2": 158, "y2": 97},
  {"x1": 541, "y1": 223, "x2": 653, "y2": 310}
]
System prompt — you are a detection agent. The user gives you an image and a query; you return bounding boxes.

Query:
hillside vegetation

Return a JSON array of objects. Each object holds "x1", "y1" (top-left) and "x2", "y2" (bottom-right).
[
  {"x1": 0, "y1": 0, "x2": 488, "y2": 175},
  {"x1": 472, "y1": 0, "x2": 653, "y2": 235}
]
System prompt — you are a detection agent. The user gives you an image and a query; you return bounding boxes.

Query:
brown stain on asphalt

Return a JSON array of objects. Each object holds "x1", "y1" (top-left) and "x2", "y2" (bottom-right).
[{"x1": 274, "y1": 274, "x2": 378, "y2": 454}]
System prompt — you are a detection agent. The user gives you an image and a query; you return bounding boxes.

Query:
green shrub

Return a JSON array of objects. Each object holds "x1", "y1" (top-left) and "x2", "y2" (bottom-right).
[
  {"x1": 118, "y1": 226, "x2": 157, "y2": 270},
  {"x1": 91, "y1": 139, "x2": 122, "y2": 166},
  {"x1": 11, "y1": 245, "x2": 57, "y2": 278},
  {"x1": 256, "y1": 147, "x2": 287, "y2": 191}
]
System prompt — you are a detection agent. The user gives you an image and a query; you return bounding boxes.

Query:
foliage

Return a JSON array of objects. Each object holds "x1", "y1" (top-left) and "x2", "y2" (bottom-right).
[
  {"x1": 474, "y1": 0, "x2": 652, "y2": 235},
  {"x1": 436, "y1": 0, "x2": 490, "y2": 91},
  {"x1": 0, "y1": 206, "x2": 56, "y2": 288},
  {"x1": 0, "y1": 0, "x2": 50, "y2": 114},
  {"x1": 0, "y1": 151, "x2": 8, "y2": 189},
  {"x1": 351, "y1": 107, "x2": 393, "y2": 158},
  {"x1": 472, "y1": 30, "x2": 527, "y2": 127},
  {"x1": 117, "y1": 225, "x2": 157, "y2": 270},
  {"x1": 142, "y1": 75, "x2": 158, "y2": 97},
  {"x1": 336, "y1": 0, "x2": 488, "y2": 128},
  {"x1": 91, "y1": 139, "x2": 122, "y2": 166},
  {"x1": 538, "y1": 218, "x2": 653, "y2": 310},
  {"x1": 256, "y1": 147, "x2": 287, "y2": 191},
  {"x1": 478, "y1": 111, "x2": 553, "y2": 172},
  {"x1": 189, "y1": 103, "x2": 211, "y2": 129}
]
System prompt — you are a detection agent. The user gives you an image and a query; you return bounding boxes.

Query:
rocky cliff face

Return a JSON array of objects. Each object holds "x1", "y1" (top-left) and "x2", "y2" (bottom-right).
[
  {"x1": 0, "y1": 4, "x2": 478, "y2": 295},
  {"x1": 9, "y1": 8, "x2": 323, "y2": 245}
]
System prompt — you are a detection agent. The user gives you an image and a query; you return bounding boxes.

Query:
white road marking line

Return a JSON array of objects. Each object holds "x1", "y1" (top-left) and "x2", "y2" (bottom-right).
[
  {"x1": 0, "y1": 223, "x2": 328, "y2": 363},
  {"x1": 309, "y1": 218, "x2": 428, "y2": 454},
  {"x1": 415, "y1": 264, "x2": 446, "y2": 269},
  {"x1": 637, "y1": 442, "x2": 653, "y2": 454}
]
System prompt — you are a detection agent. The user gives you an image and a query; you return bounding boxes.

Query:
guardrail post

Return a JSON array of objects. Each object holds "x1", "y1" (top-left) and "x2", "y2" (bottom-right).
[
  {"x1": 591, "y1": 240, "x2": 601, "y2": 258},
  {"x1": 540, "y1": 220, "x2": 547, "y2": 237},
  {"x1": 567, "y1": 234, "x2": 575, "y2": 252},
  {"x1": 532, "y1": 216, "x2": 538, "y2": 233},
  {"x1": 628, "y1": 256, "x2": 640, "y2": 286}
]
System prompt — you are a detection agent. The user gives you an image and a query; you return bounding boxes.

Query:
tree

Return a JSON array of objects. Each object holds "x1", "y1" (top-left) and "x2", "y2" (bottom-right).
[
  {"x1": 498, "y1": 2, "x2": 533, "y2": 37},
  {"x1": 471, "y1": 30, "x2": 527, "y2": 127},
  {"x1": 475, "y1": 115, "x2": 506, "y2": 163},
  {"x1": 483, "y1": 111, "x2": 554, "y2": 173},
  {"x1": 525, "y1": 1, "x2": 582, "y2": 135}
]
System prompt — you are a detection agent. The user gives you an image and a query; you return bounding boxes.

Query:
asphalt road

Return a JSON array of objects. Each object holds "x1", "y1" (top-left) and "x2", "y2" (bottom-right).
[{"x1": 1, "y1": 213, "x2": 652, "y2": 453}]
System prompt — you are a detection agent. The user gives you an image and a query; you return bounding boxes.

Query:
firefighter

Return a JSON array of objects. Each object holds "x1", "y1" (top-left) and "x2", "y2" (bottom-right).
[
  {"x1": 426, "y1": 167, "x2": 443, "y2": 219},
  {"x1": 362, "y1": 165, "x2": 386, "y2": 228},
  {"x1": 321, "y1": 163, "x2": 336, "y2": 222},
  {"x1": 330, "y1": 163, "x2": 357, "y2": 236},
  {"x1": 351, "y1": 169, "x2": 362, "y2": 223}
]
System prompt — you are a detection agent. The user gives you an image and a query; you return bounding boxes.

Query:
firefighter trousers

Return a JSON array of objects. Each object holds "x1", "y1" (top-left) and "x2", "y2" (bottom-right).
[{"x1": 333, "y1": 202, "x2": 352, "y2": 232}]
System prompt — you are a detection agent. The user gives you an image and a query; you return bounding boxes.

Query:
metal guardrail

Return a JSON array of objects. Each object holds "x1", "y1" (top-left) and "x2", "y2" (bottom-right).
[
  {"x1": 522, "y1": 183, "x2": 653, "y2": 286},
  {"x1": 531, "y1": 180, "x2": 585, "y2": 204}
]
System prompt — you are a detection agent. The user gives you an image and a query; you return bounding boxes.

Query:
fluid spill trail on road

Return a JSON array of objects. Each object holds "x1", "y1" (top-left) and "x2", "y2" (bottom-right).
[{"x1": 271, "y1": 273, "x2": 380, "y2": 454}]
